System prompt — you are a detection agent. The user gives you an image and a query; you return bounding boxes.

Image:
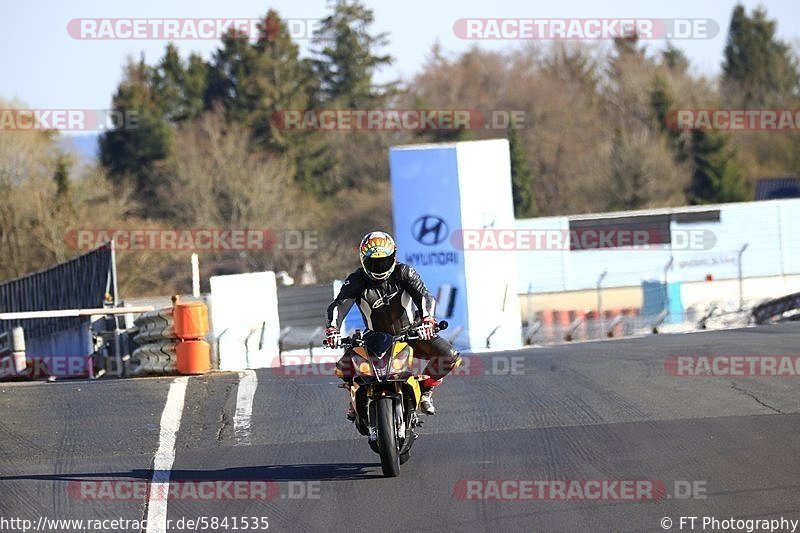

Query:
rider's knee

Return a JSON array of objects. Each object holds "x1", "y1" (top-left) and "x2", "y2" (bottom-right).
[
  {"x1": 335, "y1": 357, "x2": 353, "y2": 381},
  {"x1": 428, "y1": 348, "x2": 461, "y2": 376}
]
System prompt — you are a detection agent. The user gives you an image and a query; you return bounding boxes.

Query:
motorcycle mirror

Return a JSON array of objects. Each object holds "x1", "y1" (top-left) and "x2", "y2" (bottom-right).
[{"x1": 437, "y1": 320, "x2": 449, "y2": 331}]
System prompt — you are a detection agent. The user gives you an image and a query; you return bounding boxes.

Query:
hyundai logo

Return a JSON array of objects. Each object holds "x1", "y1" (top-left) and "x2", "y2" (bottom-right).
[{"x1": 411, "y1": 215, "x2": 449, "y2": 245}]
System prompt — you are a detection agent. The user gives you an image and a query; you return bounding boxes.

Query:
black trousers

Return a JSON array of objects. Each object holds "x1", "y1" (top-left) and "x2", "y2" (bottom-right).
[{"x1": 407, "y1": 336, "x2": 460, "y2": 382}]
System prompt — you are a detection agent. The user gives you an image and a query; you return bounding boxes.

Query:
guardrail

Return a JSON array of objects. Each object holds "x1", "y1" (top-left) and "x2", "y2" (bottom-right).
[
  {"x1": 752, "y1": 291, "x2": 800, "y2": 324},
  {"x1": 0, "y1": 307, "x2": 151, "y2": 380},
  {"x1": 605, "y1": 313, "x2": 627, "y2": 337}
]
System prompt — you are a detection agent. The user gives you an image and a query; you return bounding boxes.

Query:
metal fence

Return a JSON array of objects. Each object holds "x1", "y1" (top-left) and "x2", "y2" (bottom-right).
[
  {"x1": 276, "y1": 283, "x2": 334, "y2": 351},
  {"x1": 0, "y1": 244, "x2": 115, "y2": 351}
]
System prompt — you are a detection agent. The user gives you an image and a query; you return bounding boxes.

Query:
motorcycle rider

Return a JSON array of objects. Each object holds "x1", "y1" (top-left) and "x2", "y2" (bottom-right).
[{"x1": 325, "y1": 231, "x2": 461, "y2": 419}]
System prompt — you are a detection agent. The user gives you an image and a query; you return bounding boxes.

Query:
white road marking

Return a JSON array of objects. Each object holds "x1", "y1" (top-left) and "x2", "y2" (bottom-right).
[
  {"x1": 146, "y1": 376, "x2": 188, "y2": 533},
  {"x1": 234, "y1": 369, "x2": 258, "y2": 446}
]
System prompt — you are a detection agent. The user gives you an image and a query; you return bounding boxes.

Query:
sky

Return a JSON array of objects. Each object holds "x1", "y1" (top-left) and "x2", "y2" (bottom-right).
[{"x1": 2, "y1": 0, "x2": 799, "y2": 117}]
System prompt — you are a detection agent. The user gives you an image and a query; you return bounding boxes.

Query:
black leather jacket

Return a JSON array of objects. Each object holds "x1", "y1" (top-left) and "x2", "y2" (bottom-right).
[{"x1": 326, "y1": 263, "x2": 436, "y2": 335}]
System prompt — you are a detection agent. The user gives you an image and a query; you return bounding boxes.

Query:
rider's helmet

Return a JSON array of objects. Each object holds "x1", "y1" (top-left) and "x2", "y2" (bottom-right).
[{"x1": 359, "y1": 231, "x2": 397, "y2": 281}]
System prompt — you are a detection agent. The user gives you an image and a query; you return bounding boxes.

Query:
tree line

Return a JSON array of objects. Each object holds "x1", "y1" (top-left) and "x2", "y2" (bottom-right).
[{"x1": 1, "y1": 1, "x2": 798, "y2": 294}]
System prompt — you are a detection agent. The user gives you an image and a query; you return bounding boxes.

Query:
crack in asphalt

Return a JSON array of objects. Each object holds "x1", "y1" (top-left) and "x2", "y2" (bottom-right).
[
  {"x1": 215, "y1": 410, "x2": 229, "y2": 441},
  {"x1": 730, "y1": 382, "x2": 784, "y2": 414},
  {"x1": 215, "y1": 381, "x2": 236, "y2": 441}
]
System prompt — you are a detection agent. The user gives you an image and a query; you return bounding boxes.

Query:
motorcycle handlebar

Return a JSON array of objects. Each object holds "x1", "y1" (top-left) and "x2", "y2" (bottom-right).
[
  {"x1": 323, "y1": 320, "x2": 448, "y2": 348},
  {"x1": 394, "y1": 320, "x2": 448, "y2": 343}
]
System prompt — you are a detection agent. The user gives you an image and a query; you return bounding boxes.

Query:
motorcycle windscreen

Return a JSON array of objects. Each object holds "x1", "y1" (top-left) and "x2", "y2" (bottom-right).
[
  {"x1": 363, "y1": 331, "x2": 393, "y2": 358},
  {"x1": 364, "y1": 331, "x2": 394, "y2": 377}
]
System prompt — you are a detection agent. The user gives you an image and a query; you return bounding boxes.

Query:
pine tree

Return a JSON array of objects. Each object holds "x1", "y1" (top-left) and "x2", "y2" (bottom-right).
[
  {"x1": 508, "y1": 128, "x2": 536, "y2": 217},
  {"x1": 661, "y1": 43, "x2": 688, "y2": 74},
  {"x1": 182, "y1": 53, "x2": 208, "y2": 120},
  {"x1": 251, "y1": 11, "x2": 332, "y2": 195},
  {"x1": 99, "y1": 57, "x2": 175, "y2": 214},
  {"x1": 249, "y1": 10, "x2": 315, "y2": 152},
  {"x1": 649, "y1": 75, "x2": 672, "y2": 130},
  {"x1": 650, "y1": 74, "x2": 690, "y2": 159},
  {"x1": 685, "y1": 130, "x2": 748, "y2": 204},
  {"x1": 151, "y1": 44, "x2": 207, "y2": 123},
  {"x1": 152, "y1": 44, "x2": 184, "y2": 122},
  {"x1": 722, "y1": 5, "x2": 798, "y2": 105},
  {"x1": 648, "y1": 73, "x2": 747, "y2": 205},
  {"x1": 310, "y1": 0, "x2": 395, "y2": 108},
  {"x1": 205, "y1": 28, "x2": 260, "y2": 123},
  {"x1": 53, "y1": 154, "x2": 70, "y2": 197}
]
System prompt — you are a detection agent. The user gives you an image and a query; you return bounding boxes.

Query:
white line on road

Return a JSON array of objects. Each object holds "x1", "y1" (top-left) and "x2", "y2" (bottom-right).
[
  {"x1": 234, "y1": 369, "x2": 258, "y2": 446},
  {"x1": 146, "y1": 376, "x2": 188, "y2": 533}
]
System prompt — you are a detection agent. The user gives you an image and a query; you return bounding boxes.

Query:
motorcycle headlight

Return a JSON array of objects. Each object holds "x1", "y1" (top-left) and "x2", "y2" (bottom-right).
[
  {"x1": 352, "y1": 348, "x2": 373, "y2": 377},
  {"x1": 389, "y1": 346, "x2": 412, "y2": 374}
]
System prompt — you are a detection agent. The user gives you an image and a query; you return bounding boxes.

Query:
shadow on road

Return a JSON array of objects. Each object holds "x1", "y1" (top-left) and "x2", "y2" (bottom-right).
[
  {"x1": 168, "y1": 463, "x2": 384, "y2": 481},
  {"x1": 0, "y1": 462, "x2": 383, "y2": 483}
]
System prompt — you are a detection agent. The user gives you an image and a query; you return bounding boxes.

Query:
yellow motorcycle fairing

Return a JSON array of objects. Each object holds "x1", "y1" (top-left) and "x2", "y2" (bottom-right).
[
  {"x1": 346, "y1": 341, "x2": 422, "y2": 406},
  {"x1": 405, "y1": 373, "x2": 422, "y2": 406}
]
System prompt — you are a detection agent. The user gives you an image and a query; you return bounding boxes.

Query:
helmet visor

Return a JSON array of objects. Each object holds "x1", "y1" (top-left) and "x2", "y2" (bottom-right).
[{"x1": 363, "y1": 252, "x2": 396, "y2": 276}]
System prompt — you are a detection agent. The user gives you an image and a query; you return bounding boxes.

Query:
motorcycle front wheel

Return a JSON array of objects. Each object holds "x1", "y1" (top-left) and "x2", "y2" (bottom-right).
[{"x1": 376, "y1": 397, "x2": 400, "y2": 477}]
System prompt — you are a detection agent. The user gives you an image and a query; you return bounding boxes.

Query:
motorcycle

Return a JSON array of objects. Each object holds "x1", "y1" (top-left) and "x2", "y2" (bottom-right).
[{"x1": 325, "y1": 321, "x2": 448, "y2": 477}]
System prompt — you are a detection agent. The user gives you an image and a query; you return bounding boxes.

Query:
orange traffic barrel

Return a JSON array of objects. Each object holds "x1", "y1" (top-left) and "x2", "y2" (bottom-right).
[
  {"x1": 606, "y1": 309, "x2": 622, "y2": 336},
  {"x1": 575, "y1": 309, "x2": 587, "y2": 340},
  {"x1": 556, "y1": 310, "x2": 570, "y2": 339},
  {"x1": 173, "y1": 301, "x2": 209, "y2": 340},
  {"x1": 176, "y1": 340, "x2": 211, "y2": 374},
  {"x1": 540, "y1": 310, "x2": 554, "y2": 338}
]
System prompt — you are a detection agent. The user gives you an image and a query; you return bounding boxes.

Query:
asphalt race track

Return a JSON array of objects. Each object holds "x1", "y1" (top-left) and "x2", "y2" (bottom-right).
[{"x1": 1, "y1": 322, "x2": 799, "y2": 533}]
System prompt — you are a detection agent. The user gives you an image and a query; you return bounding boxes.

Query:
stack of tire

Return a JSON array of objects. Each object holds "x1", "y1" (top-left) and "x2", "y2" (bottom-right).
[
  {"x1": 132, "y1": 307, "x2": 178, "y2": 375},
  {"x1": 131, "y1": 300, "x2": 210, "y2": 375}
]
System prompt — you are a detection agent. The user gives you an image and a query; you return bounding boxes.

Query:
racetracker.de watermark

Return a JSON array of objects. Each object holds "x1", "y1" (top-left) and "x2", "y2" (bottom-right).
[
  {"x1": 454, "y1": 479, "x2": 707, "y2": 501},
  {"x1": 0, "y1": 109, "x2": 138, "y2": 131},
  {"x1": 665, "y1": 355, "x2": 800, "y2": 377},
  {"x1": 67, "y1": 18, "x2": 321, "y2": 40},
  {"x1": 272, "y1": 353, "x2": 527, "y2": 378},
  {"x1": 453, "y1": 18, "x2": 719, "y2": 40},
  {"x1": 271, "y1": 109, "x2": 525, "y2": 131},
  {"x1": 67, "y1": 480, "x2": 320, "y2": 501},
  {"x1": 449, "y1": 228, "x2": 716, "y2": 251},
  {"x1": 64, "y1": 229, "x2": 318, "y2": 252},
  {"x1": 0, "y1": 355, "x2": 91, "y2": 379},
  {"x1": 453, "y1": 479, "x2": 667, "y2": 501},
  {"x1": 666, "y1": 109, "x2": 800, "y2": 131}
]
